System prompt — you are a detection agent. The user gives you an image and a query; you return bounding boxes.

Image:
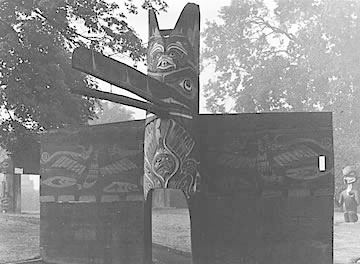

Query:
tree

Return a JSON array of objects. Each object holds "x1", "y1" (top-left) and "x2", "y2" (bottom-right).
[
  {"x1": 0, "y1": 0, "x2": 167, "y2": 157},
  {"x1": 202, "y1": 0, "x2": 360, "y2": 196},
  {"x1": 88, "y1": 101, "x2": 135, "y2": 125}
]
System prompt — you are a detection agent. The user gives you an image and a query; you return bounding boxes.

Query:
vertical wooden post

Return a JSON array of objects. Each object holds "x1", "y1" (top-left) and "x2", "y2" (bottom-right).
[
  {"x1": 143, "y1": 192, "x2": 152, "y2": 264},
  {"x1": 13, "y1": 173, "x2": 21, "y2": 213},
  {"x1": 2, "y1": 173, "x2": 12, "y2": 212}
]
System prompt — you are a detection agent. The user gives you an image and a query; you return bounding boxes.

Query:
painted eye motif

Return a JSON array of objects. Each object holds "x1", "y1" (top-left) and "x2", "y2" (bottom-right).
[
  {"x1": 181, "y1": 79, "x2": 193, "y2": 92},
  {"x1": 41, "y1": 176, "x2": 77, "y2": 188}
]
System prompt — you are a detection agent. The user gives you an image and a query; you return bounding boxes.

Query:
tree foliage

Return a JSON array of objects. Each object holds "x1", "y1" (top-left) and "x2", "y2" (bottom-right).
[
  {"x1": 202, "y1": 0, "x2": 360, "y2": 195},
  {"x1": 0, "y1": 0, "x2": 167, "y2": 157},
  {"x1": 88, "y1": 101, "x2": 135, "y2": 125}
]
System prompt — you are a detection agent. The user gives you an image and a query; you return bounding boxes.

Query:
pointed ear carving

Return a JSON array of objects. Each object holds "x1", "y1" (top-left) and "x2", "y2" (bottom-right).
[
  {"x1": 172, "y1": 3, "x2": 200, "y2": 67},
  {"x1": 149, "y1": 8, "x2": 161, "y2": 39},
  {"x1": 173, "y1": 3, "x2": 200, "y2": 49}
]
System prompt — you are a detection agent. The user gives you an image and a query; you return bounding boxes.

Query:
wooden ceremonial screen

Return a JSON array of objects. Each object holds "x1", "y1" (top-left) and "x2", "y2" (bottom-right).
[{"x1": 40, "y1": 112, "x2": 333, "y2": 264}]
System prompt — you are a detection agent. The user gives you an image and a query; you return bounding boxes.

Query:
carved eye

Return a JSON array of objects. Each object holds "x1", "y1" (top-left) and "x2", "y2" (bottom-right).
[
  {"x1": 181, "y1": 79, "x2": 193, "y2": 92},
  {"x1": 169, "y1": 51, "x2": 176, "y2": 58}
]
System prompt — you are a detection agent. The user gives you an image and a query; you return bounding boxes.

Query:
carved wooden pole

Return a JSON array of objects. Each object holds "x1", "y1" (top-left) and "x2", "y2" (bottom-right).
[
  {"x1": 143, "y1": 3, "x2": 200, "y2": 201},
  {"x1": 143, "y1": 4, "x2": 202, "y2": 263},
  {"x1": 72, "y1": 3, "x2": 203, "y2": 263}
]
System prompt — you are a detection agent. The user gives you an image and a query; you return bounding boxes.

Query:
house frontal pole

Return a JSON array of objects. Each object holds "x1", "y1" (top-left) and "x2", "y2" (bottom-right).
[
  {"x1": 143, "y1": 3, "x2": 202, "y2": 263},
  {"x1": 71, "y1": 3, "x2": 203, "y2": 263},
  {"x1": 144, "y1": 3, "x2": 200, "y2": 203}
]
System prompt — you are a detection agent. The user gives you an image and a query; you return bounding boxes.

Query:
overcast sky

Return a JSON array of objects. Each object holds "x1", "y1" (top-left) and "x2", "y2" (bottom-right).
[
  {"x1": 99, "y1": 0, "x2": 231, "y2": 119},
  {"x1": 125, "y1": 0, "x2": 230, "y2": 40}
]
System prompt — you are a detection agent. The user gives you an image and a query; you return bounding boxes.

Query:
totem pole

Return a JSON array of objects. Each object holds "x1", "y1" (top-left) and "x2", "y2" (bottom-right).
[
  {"x1": 72, "y1": 3, "x2": 203, "y2": 263},
  {"x1": 340, "y1": 165, "x2": 360, "y2": 222},
  {"x1": 342, "y1": 165, "x2": 360, "y2": 201},
  {"x1": 144, "y1": 4, "x2": 200, "y2": 202},
  {"x1": 144, "y1": 5, "x2": 201, "y2": 263},
  {"x1": 71, "y1": 3, "x2": 334, "y2": 264}
]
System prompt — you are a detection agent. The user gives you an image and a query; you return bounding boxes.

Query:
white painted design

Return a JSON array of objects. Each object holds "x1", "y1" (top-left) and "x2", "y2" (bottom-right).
[
  {"x1": 319, "y1": 155, "x2": 326, "y2": 171},
  {"x1": 58, "y1": 195, "x2": 75, "y2": 202},
  {"x1": 51, "y1": 156, "x2": 86, "y2": 175},
  {"x1": 41, "y1": 176, "x2": 77, "y2": 188},
  {"x1": 41, "y1": 145, "x2": 93, "y2": 164},
  {"x1": 103, "y1": 182, "x2": 139, "y2": 193},
  {"x1": 14, "y1": 167, "x2": 23, "y2": 174},
  {"x1": 82, "y1": 156, "x2": 99, "y2": 189},
  {"x1": 99, "y1": 159, "x2": 137, "y2": 175},
  {"x1": 0, "y1": 160, "x2": 10, "y2": 169},
  {"x1": 44, "y1": 148, "x2": 139, "y2": 192},
  {"x1": 273, "y1": 145, "x2": 318, "y2": 166}
]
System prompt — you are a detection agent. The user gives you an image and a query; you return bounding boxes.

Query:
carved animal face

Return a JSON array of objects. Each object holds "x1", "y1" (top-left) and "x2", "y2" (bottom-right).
[
  {"x1": 143, "y1": 118, "x2": 198, "y2": 198},
  {"x1": 148, "y1": 35, "x2": 197, "y2": 101},
  {"x1": 147, "y1": 4, "x2": 200, "y2": 104},
  {"x1": 148, "y1": 36, "x2": 196, "y2": 73}
]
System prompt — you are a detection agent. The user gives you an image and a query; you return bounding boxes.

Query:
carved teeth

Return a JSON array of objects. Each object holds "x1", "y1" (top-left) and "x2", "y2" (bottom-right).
[
  {"x1": 169, "y1": 112, "x2": 193, "y2": 119},
  {"x1": 161, "y1": 98, "x2": 190, "y2": 109}
]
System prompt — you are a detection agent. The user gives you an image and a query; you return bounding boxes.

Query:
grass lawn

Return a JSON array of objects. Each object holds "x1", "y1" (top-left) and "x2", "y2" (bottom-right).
[
  {"x1": 152, "y1": 208, "x2": 192, "y2": 253},
  {"x1": 0, "y1": 212, "x2": 40, "y2": 263},
  {"x1": 334, "y1": 211, "x2": 360, "y2": 264}
]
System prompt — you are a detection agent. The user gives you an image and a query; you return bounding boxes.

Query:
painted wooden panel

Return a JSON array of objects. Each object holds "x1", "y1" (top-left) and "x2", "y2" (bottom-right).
[
  {"x1": 39, "y1": 112, "x2": 333, "y2": 264},
  {"x1": 198, "y1": 112, "x2": 333, "y2": 264},
  {"x1": 40, "y1": 121, "x2": 144, "y2": 202},
  {"x1": 199, "y1": 112, "x2": 333, "y2": 196}
]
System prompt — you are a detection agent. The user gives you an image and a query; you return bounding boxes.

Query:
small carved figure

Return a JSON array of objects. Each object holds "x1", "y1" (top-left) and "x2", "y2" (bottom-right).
[{"x1": 339, "y1": 166, "x2": 359, "y2": 223}]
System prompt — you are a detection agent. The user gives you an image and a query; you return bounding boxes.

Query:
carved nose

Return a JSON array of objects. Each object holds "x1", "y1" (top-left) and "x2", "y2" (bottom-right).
[{"x1": 161, "y1": 61, "x2": 168, "y2": 67}]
